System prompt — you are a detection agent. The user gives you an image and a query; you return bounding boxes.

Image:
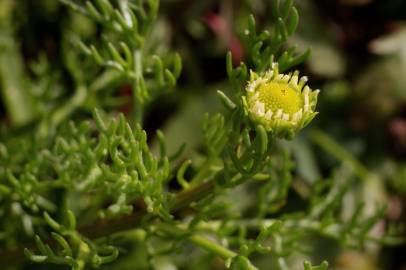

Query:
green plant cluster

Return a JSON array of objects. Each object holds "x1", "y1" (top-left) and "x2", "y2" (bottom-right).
[{"x1": 0, "y1": 0, "x2": 402, "y2": 269}]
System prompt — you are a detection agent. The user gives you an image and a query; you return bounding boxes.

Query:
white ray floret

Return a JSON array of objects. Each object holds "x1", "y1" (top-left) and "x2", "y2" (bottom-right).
[
  {"x1": 275, "y1": 109, "x2": 283, "y2": 119},
  {"x1": 248, "y1": 78, "x2": 265, "y2": 93},
  {"x1": 290, "y1": 75, "x2": 299, "y2": 85},
  {"x1": 297, "y1": 109, "x2": 303, "y2": 119},
  {"x1": 303, "y1": 86, "x2": 310, "y2": 112},
  {"x1": 254, "y1": 101, "x2": 265, "y2": 116},
  {"x1": 265, "y1": 110, "x2": 273, "y2": 120},
  {"x1": 271, "y1": 62, "x2": 279, "y2": 70},
  {"x1": 298, "y1": 76, "x2": 308, "y2": 90},
  {"x1": 292, "y1": 111, "x2": 300, "y2": 123},
  {"x1": 281, "y1": 74, "x2": 290, "y2": 82},
  {"x1": 292, "y1": 109, "x2": 303, "y2": 123},
  {"x1": 265, "y1": 70, "x2": 274, "y2": 79}
]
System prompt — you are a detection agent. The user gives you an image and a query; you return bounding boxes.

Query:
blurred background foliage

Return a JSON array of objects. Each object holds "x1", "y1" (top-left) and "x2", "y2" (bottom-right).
[{"x1": 0, "y1": 0, "x2": 406, "y2": 269}]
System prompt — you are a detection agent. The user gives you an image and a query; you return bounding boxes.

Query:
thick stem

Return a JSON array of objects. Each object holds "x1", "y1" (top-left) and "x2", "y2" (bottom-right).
[{"x1": 172, "y1": 180, "x2": 215, "y2": 212}]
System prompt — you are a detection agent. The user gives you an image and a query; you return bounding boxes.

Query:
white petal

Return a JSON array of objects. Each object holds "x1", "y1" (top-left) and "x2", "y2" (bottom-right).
[
  {"x1": 290, "y1": 75, "x2": 299, "y2": 85},
  {"x1": 303, "y1": 86, "x2": 310, "y2": 111},
  {"x1": 254, "y1": 101, "x2": 265, "y2": 116},
  {"x1": 248, "y1": 78, "x2": 265, "y2": 92},
  {"x1": 275, "y1": 109, "x2": 283, "y2": 119},
  {"x1": 303, "y1": 85, "x2": 310, "y2": 94},
  {"x1": 282, "y1": 74, "x2": 290, "y2": 82},
  {"x1": 265, "y1": 70, "x2": 274, "y2": 79},
  {"x1": 282, "y1": 113, "x2": 289, "y2": 121},
  {"x1": 298, "y1": 76, "x2": 308, "y2": 90},
  {"x1": 295, "y1": 109, "x2": 303, "y2": 122},
  {"x1": 247, "y1": 80, "x2": 257, "y2": 92},
  {"x1": 265, "y1": 110, "x2": 273, "y2": 120}
]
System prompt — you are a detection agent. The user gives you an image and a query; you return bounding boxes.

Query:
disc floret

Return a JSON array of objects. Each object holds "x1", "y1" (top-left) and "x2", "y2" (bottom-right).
[{"x1": 243, "y1": 63, "x2": 320, "y2": 139}]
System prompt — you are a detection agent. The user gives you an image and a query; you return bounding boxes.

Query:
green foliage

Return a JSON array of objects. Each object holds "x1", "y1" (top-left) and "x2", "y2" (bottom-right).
[
  {"x1": 0, "y1": 0, "x2": 402, "y2": 270},
  {"x1": 303, "y1": 261, "x2": 329, "y2": 270}
]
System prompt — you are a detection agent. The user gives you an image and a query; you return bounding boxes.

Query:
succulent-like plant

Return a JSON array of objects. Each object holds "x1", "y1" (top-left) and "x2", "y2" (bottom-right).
[{"x1": 0, "y1": 0, "x2": 402, "y2": 270}]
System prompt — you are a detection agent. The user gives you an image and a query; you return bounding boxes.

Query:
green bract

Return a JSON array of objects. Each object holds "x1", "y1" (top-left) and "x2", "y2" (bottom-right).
[{"x1": 244, "y1": 63, "x2": 320, "y2": 139}]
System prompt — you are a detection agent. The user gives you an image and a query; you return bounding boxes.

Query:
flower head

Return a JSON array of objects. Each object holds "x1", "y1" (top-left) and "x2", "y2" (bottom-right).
[{"x1": 243, "y1": 63, "x2": 319, "y2": 139}]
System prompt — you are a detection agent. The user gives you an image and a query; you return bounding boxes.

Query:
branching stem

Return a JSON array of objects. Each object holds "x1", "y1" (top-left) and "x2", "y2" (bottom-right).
[{"x1": 132, "y1": 49, "x2": 144, "y2": 124}]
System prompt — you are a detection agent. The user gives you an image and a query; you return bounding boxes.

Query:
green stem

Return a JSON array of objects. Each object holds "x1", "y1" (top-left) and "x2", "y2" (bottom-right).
[
  {"x1": 190, "y1": 158, "x2": 216, "y2": 185},
  {"x1": 310, "y1": 129, "x2": 369, "y2": 180},
  {"x1": 192, "y1": 216, "x2": 401, "y2": 246},
  {"x1": 0, "y1": 2, "x2": 36, "y2": 127},
  {"x1": 36, "y1": 85, "x2": 87, "y2": 139},
  {"x1": 155, "y1": 223, "x2": 236, "y2": 260},
  {"x1": 188, "y1": 234, "x2": 236, "y2": 260},
  {"x1": 172, "y1": 181, "x2": 215, "y2": 212},
  {"x1": 118, "y1": 0, "x2": 144, "y2": 125},
  {"x1": 132, "y1": 49, "x2": 143, "y2": 125}
]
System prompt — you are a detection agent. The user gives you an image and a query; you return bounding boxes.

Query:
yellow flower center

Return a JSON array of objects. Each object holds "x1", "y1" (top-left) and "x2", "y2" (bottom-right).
[{"x1": 257, "y1": 82, "x2": 302, "y2": 115}]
